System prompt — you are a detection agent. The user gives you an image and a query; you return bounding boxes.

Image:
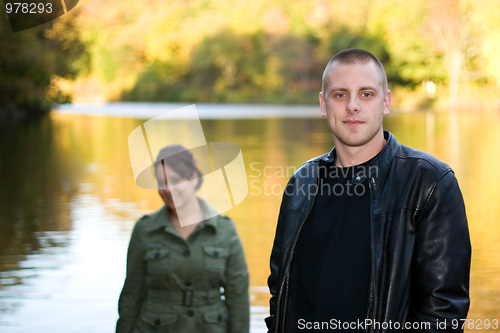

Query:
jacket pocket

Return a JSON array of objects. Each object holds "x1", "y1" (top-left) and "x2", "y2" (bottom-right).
[
  {"x1": 144, "y1": 248, "x2": 170, "y2": 274},
  {"x1": 141, "y1": 311, "x2": 178, "y2": 327},
  {"x1": 203, "y1": 308, "x2": 229, "y2": 333},
  {"x1": 202, "y1": 246, "x2": 228, "y2": 271}
]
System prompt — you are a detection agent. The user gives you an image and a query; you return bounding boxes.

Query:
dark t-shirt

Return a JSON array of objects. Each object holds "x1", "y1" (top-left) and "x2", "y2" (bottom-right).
[{"x1": 295, "y1": 162, "x2": 371, "y2": 332}]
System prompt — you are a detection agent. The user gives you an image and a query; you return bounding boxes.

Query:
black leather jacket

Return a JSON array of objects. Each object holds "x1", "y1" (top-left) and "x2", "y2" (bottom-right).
[{"x1": 266, "y1": 131, "x2": 471, "y2": 332}]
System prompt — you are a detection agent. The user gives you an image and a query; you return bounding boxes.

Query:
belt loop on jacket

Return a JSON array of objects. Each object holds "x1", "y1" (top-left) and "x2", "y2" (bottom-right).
[{"x1": 182, "y1": 289, "x2": 194, "y2": 307}]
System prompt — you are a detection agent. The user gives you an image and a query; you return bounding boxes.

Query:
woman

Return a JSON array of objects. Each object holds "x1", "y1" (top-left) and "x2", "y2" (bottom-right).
[{"x1": 116, "y1": 144, "x2": 249, "y2": 333}]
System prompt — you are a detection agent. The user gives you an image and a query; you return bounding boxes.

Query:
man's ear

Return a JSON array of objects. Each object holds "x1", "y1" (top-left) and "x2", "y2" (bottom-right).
[
  {"x1": 319, "y1": 92, "x2": 326, "y2": 118},
  {"x1": 383, "y1": 90, "x2": 392, "y2": 115}
]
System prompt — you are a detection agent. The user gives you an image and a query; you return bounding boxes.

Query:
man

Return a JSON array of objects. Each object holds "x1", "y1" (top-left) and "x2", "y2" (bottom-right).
[{"x1": 266, "y1": 49, "x2": 471, "y2": 332}]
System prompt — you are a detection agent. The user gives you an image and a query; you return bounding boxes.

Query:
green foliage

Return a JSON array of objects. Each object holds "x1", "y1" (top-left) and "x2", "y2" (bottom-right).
[
  {"x1": 367, "y1": 0, "x2": 447, "y2": 86},
  {"x1": 0, "y1": 15, "x2": 86, "y2": 122},
  {"x1": 3, "y1": 0, "x2": 500, "y2": 112},
  {"x1": 121, "y1": 30, "x2": 325, "y2": 104}
]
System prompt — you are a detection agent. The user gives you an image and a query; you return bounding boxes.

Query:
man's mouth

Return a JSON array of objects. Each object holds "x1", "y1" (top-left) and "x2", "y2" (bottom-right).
[{"x1": 344, "y1": 120, "x2": 364, "y2": 126}]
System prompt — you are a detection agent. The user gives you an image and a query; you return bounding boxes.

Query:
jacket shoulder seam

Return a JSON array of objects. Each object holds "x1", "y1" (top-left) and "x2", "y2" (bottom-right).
[
  {"x1": 419, "y1": 169, "x2": 454, "y2": 217},
  {"x1": 393, "y1": 145, "x2": 452, "y2": 174}
]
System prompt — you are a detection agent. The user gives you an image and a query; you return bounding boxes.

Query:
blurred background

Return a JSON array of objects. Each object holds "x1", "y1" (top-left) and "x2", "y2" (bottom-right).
[{"x1": 0, "y1": 0, "x2": 499, "y2": 332}]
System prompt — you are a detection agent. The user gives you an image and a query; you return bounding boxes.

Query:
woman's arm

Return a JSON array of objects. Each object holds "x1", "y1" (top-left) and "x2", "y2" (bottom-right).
[
  {"x1": 116, "y1": 218, "x2": 147, "y2": 333},
  {"x1": 223, "y1": 218, "x2": 250, "y2": 333}
]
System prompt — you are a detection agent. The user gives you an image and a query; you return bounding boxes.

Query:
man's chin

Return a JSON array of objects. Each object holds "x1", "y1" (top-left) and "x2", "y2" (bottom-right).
[
  {"x1": 334, "y1": 135, "x2": 371, "y2": 148},
  {"x1": 333, "y1": 129, "x2": 382, "y2": 148}
]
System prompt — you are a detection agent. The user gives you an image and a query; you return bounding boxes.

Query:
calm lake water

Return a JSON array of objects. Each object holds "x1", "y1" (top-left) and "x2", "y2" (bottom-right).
[{"x1": 0, "y1": 103, "x2": 499, "y2": 332}]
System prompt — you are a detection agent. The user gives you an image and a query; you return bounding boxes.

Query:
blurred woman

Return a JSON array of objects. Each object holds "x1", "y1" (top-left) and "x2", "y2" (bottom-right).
[{"x1": 116, "y1": 144, "x2": 249, "y2": 333}]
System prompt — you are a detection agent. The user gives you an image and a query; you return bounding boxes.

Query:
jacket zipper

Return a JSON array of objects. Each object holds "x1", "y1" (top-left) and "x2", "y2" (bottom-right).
[
  {"x1": 275, "y1": 172, "x2": 320, "y2": 333},
  {"x1": 368, "y1": 177, "x2": 377, "y2": 333}
]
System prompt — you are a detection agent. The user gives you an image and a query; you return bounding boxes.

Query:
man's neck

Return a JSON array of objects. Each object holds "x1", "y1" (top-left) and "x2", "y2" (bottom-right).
[{"x1": 334, "y1": 133, "x2": 386, "y2": 167}]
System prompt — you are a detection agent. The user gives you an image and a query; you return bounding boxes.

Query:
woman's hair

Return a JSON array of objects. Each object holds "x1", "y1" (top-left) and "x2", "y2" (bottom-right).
[{"x1": 154, "y1": 144, "x2": 203, "y2": 190}]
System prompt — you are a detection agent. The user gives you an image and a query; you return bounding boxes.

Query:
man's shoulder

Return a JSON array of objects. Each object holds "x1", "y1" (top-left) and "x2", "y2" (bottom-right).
[
  {"x1": 288, "y1": 152, "x2": 328, "y2": 181},
  {"x1": 297, "y1": 149, "x2": 334, "y2": 171},
  {"x1": 392, "y1": 143, "x2": 453, "y2": 176},
  {"x1": 304, "y1": 151, "x2": 331, "y2": 164}
]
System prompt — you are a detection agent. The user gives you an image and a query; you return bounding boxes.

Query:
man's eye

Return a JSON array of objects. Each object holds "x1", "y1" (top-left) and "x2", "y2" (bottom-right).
[
  {"x1": 361, "y1": 92, "x2": 372, "y2": 97},
  {"x1": 334, "y1": 93, "x2": 346, "y2": 98}
]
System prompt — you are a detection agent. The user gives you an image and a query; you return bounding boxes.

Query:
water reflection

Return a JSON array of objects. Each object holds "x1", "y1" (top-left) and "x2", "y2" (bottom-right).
[
  {"x1": 0, "y1": 108, "x2": 499, "y2": 332},
  {"x1": 0, "y1": 118, "x2": 79, "y2": 287}
]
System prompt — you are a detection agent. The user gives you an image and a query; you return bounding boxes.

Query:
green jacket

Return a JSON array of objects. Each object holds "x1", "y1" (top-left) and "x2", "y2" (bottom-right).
[{"x1": 116, "y1": 199, "x2": 249, "y2": 333}]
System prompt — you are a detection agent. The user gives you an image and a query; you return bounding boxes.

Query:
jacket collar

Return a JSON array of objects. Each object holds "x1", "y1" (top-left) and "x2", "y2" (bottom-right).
[
  {"x1": 317, "y1": 131, "x2": 398, "y2": 184},
  {"x1": 146, "y1": 197, "x2": 219, "y2": 232}
]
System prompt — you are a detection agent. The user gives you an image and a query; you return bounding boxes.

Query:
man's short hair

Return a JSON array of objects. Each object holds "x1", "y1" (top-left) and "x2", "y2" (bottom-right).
[{"x1": 321, "y1": 48, "x2": 388, "y2": 93}]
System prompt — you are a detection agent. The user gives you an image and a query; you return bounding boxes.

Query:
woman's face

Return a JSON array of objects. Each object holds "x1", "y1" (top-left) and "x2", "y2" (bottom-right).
[{"x1": 157, "y1": 165, "x2": 198, "y2": 211}]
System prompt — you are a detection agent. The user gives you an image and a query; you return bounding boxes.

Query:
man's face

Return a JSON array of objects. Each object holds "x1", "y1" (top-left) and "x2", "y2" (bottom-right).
[{"x1": 319, "y1": 61, "x2": 391, "y2": 150}]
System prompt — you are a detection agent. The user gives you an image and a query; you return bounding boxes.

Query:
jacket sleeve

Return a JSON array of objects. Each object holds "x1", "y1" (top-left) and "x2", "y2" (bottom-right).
[
  {"x1": 408, "y1": 170, "x2": 471, "y2": 332},
  {"x1": 116, "y1": 219, "x2": 147, "y2": 333},
  {"x1": 265, "y1": 177, "x2": 293, "y2": 333},
  {"x1": 224, "y1": 219, "x2": 250, "y2": 333}
]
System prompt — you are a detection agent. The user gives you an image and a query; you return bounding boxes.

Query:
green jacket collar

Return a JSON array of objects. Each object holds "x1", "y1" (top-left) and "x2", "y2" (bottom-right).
[{"x1": 146, "y1": 197, "x2": 219, "y2": 232}]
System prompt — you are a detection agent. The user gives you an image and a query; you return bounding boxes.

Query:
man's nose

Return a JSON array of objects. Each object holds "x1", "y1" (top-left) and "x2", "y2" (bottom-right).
[{"x1": 347, "y1": 96, "x2": 360, "y2": 113}]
